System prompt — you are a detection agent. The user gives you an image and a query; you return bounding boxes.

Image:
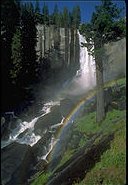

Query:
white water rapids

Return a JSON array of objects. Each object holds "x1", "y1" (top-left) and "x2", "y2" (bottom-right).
[
  {"x1": 1, "y1": 32, "x2": 96, "y2": 162},
  {"x1": 1, "y1": 101, "x2": 60, "y2": 149}
]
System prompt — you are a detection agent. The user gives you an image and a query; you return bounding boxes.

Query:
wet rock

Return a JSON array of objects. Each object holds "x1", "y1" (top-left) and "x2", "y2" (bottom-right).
[
  {"x1": 60, "y1": 98, "x2": 76, "y2": 117},
  {"x1": 1, "y1": 116, "x2": 5, "y2": 126},
  {"x1": 104, "y1": 87, "x2": 113, "y2": 112},
  {"x1": 35, "y1": 159, "x2": 48, "y2": 172},
  {"x1": 110, "y1": 85, "x2": 126, "y2": 110},
  {"x1": 1, "y1": 142, "x2": 35, "y2": 185},
  {"x1": 34, "y1": 105, "x2": 62, "y2": 136},
  {"x1": 9, "y1": 118, "x2": 22, "y2": 130},
  {"x1": 17, "y1": 128, "x2": 29, "y2": 139},
  {"x1": 1, "y1": 116, "x2": 10, "y2": 138},
  {"x1": 1, "y1": 118, "x2": 22, "y2": 140},
  {"x1": 83, "y1": 101, "x2": 96, "y2": 115},
  {"x1": 32, "y1": 132, "x2": 52, "y2": 158}
]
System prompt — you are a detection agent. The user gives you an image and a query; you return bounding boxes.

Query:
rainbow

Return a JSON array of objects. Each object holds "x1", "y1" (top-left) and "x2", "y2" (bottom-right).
[
  {"x1": 46, "y1": 77, "x2": 125, "y2": 162},
  {"x1": 47, "y1": 88, "x2": 96, "y2": 162}
]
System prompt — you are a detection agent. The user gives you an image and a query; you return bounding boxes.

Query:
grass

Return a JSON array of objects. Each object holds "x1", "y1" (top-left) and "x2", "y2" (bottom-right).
[
  {"x1": 31, "y1": 77, "x2": 126, "y2": 185},
  {"x1": 73, "y1": 110, "x2": 126, "y2": 185},
  {"x1": 52, "y1": 149, "x2": 75, "y2": 172},
  {"x1": 74, "y1": 112, "x2": 98, "y2": 134},
  {"x1": 104, "y1": 77, "x2": 126, "y2": 88},
  {"x1": 30, "y1": 172, "x2": 51, "y2": 185},
  {"x1": 69, "y1": 78, "x2": 126, "y2": 184},
  {"x1": 58, "y1": 149, "x2": 74, "y2": 167},
  {"x1": 75, "y1": 109, "x2": 125, "y2": 143}
]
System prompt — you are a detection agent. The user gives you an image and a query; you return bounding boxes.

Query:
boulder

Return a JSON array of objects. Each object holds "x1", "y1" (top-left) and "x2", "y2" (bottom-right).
[
  {"x1": 32, "y1": 131, "x2": 52, "y2": 158},
  {"x1": 60, "y1": 98, "x2": 76, "y2": 117},
  {"x1": 1, "y1": 116, "x2": 10, "y2": 138},
  {"x1": 34, "y1": 105, "x2": 62, "y2": 136},
  {"x1": 1, "y1": 118, "x2": 22, "y2": 140},
  {"x1": 1, "y1": 142, "x2": 35, "y2": 185},
  {"x1": 35, "y1": 159, "x2": 48, "y2": 172}
]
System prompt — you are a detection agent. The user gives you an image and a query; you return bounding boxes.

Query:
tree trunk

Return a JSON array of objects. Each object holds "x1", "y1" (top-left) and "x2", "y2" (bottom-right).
[
  {"x1": 95, "y1": 47, "x2": 105, "y2": 123},
  {"x1": 39, "y1": 29, "x2": 42, "y2": 59},
  {"x1": 43, "y1": 25, "x2": 46, "y2": 55},
  {"x1": 75, "y1": 30, "x2": 80, "y2": 64},
  {"x1": 74, "y1": 29, "x2": 76, "y2": 63},
  {"x1": 70, "y1": 27, "x2": 74, "y2": 65},
  {"x1": 65, "y1": 27, "x2": 69, "y2": 67}
]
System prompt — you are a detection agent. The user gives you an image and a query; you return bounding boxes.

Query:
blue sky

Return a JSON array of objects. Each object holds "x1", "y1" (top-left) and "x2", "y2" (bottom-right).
[{"x1": 21, "y1": 1, "x2": 126, "y2": 23}]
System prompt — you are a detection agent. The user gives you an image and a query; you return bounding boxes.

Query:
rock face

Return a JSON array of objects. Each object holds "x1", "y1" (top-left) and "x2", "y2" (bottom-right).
[
  {"x1": 36, "y1": 25, "x2": 80, "y2": 70},
  {"x1": 103, "y1": 38, "x2": 126, "y2": 81},
  {"x1": 1, "y1": 142, "x2": 35, "y2": 185}
]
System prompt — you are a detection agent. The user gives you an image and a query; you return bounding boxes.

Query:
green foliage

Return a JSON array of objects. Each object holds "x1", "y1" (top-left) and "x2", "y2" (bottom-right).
[
  {"x1": 75, "y1": 112, "x2": 98, "y2": 134},
  {"x1": 72, "y1": 6, "x2": 81, "y2": 29},
  {"x1": 21, "y1": 6, "x2": 38, "y2": 85},
  {"x1": 1, "y1": 0, "x2": 20, "y2": 36},
  {"x1": 80, "y1": 0, "x2": 126, "y2": 54},
  {"x1": 31, "y1": 78, "x2": 126, "y2": 185},
  {"x1": 29, "y1": 2, "x2": 34, "y2": 13},
  {"x1": 1, "y1": 0, "x2": 20, "y2": 69},
  {"x1": 53, "y1": 4, "x2": 60, "y2": 26},
  {"x1": 69, "y1": 12, "x2": 73, "y2": 27},
  {"x1": 80, "y1": 0, "x2": 126, "y2": 124},
  {"x1": 73, "y1": 96, "x2": 126, "y2": 185},
  {"x1": 60, "y1": 12, "x2": 65, "y2": 28},
  {"x1": 74, "y1": 119, "x2": 126, "y2": 185},
  {"x1": 55, "y1": 149, "x2": 74, "y2": 170},
  {"x1": 1, "y1": 0, "x2": 21, "y2": 110},
  {"x1": 34, "y1": 1, "x2": 45, "y2": 24},
  {"x1": 31, "y1": 172, "x2": 51, "y2": 185},
  {"x1": 35, "y1": 0, "x2": 40, "y2": 13},
  {"x1": 10, "y1": 28, "x2": 22, "y2": 84},
  {"x1": 63, "y1": 7, "x2": 69, "y2": 28},
  {"x1": 75, "y1": 108, "x2": 125, "y2": 138},
  {"x1": 42, "y1": 3, "x2": 49, "y2": 25}
]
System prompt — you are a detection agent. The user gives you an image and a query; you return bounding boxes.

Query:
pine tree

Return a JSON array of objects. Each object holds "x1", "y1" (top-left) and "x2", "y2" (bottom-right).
[
  {"x1": 63, "y1": 7, "x2": 69, "y2": 67},
  {"x1": 1, "y1": 0, "x2": 20, "y2": 110},
  {"x1": 53, "y1": 4, "x2": 59, "y2": 26},
  {"x1": 35, "y1": 0, "x2": 40, "y2": 14},
  {"x1": 60, "y1": 12, "x2": 65, "y2": 28},
  {"x1": 34, "y1": 0, "x2": 42, "y2": 24},
  {"x1": 21, "y1": 6, "x2": 37, "y2": 86},
  {"x1": 69, "y1": 12, "x2": 73, "y2": 28},
  {"x1": 42, "y1": 3, "x2": 49, "y2": 25},
  {"x1": 72, "y1": 6, "x2": 81, "y2": 29},
  {"x1": 80, "y1": 0, "x2": 126, "y2": 122},
  {"x1": 63, "y1": 7, "x2": 69, "y2": 28},
  {"x1": 10, "y1": 28, "x2": 22, "y2": 84},
  {"x1": 28, "y1": 2, "x2": 34, "y2": 14}
]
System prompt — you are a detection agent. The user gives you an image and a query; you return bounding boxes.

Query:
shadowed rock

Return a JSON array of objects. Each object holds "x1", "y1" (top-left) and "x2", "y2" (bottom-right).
[
  {"x1": 47, "y1": 133, "x2": 114, "y2": 185},
  {"x1": 60, "y1": 98, "x2": 76, "y2": 117},
  {"x1": 1, "y1": 142, "x2": 35, "y2": 185},
  {"x1": 34, "y1": 105, "x2": 62, "y2": 136}
]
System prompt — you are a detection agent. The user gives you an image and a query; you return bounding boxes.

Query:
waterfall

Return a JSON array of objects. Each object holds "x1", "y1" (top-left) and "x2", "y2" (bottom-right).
[
  {"x1": 72, "y1": 32, "x2": 96, "y2": 94},
  {"x1": 78, "y1": 32, "x2": 96, "y2": 86}
]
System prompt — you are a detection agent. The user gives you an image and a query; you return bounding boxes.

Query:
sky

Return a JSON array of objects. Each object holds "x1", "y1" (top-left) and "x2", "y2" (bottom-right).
[{"x1": 21, "y1": 0, "x2": 126, "y2": 23}]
